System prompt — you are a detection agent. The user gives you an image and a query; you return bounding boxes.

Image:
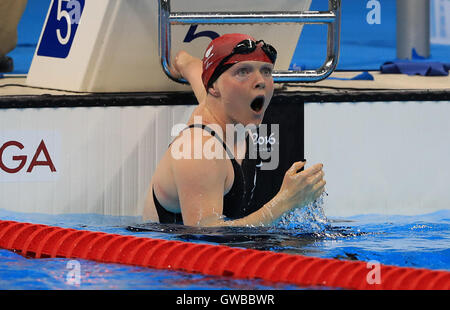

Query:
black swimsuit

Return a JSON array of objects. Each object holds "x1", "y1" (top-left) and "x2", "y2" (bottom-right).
[{"x1": 153, "y1": 124, "x2": 258, "y2": 224}]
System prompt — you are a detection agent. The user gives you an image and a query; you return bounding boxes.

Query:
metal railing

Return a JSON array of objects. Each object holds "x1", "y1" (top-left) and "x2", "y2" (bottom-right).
[{"x1": 158, "y1": 0, "x2": 341, "y2": 84}]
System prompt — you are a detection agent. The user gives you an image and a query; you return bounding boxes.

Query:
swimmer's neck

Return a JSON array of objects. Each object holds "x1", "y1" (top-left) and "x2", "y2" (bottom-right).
[{"x1": 189, "y1": 103, "x2": 251, "y2": 145}]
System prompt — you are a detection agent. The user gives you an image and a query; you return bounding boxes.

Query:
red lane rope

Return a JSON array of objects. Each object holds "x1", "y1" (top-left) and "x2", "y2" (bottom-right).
[{"x1": 0, "y1": 219, "x2": 448, "y2": 290}]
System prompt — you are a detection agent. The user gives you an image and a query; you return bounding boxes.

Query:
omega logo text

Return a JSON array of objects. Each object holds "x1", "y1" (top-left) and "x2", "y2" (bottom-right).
[{"x1": 0, "y1": 140, "x2": 57, "y2": 174}]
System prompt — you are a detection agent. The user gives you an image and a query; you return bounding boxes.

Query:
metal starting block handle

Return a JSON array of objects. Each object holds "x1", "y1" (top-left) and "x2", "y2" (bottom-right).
[{"x1": 158, "y1": 0, "x2": 341, "y2": 84}]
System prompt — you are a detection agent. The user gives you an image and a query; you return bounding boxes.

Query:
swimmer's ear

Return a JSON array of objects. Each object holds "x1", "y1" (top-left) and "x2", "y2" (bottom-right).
[{"x1": 208, "y1": 83, "x2": 221, "y2": 97}]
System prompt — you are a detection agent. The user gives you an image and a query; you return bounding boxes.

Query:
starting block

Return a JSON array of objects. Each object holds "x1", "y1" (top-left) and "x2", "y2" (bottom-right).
[{"x1": 26, "y1": 0, "x2": 342, "y2": 92}]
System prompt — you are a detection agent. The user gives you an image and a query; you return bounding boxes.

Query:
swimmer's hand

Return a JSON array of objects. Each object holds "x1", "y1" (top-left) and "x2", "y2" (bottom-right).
[
  {"x1": 168, "y1": 51, "x2": 187, "y2": 80},
  {"x1": 170, "y1": 51, "x2": 206, "y2": 104},
  {"x1": 271, "y1": 161, "x2": 326, "y2": 217}
]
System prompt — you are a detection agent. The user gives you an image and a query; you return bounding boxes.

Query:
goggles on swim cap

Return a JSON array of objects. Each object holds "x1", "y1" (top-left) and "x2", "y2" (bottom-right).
[{"x1": 204, "y1": 38, "x2": 277, "y2": 90}]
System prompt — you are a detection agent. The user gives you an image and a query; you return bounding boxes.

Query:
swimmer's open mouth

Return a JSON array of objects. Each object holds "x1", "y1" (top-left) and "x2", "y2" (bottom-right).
[{"x1": 250, "y1": 96, "x2": 265, "y2": 112}]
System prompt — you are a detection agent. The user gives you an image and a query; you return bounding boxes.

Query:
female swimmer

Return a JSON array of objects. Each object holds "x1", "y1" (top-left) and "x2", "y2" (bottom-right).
[{"x1": 143, "y1": 33, "x2": 325, "y2": 227}]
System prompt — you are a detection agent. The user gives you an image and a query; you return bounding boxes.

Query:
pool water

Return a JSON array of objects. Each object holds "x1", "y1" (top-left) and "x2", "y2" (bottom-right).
[{"x1": 0, "y1": 206, "x2": 448, "y2": 290}]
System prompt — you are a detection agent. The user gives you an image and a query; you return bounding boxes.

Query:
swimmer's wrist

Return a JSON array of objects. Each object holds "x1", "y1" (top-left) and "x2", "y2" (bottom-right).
[{"x1": 260, "y1": 190, "x2": 295, "y2": 225}]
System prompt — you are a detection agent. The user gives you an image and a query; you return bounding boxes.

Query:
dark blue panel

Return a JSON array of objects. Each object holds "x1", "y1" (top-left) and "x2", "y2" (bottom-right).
[{"x1": 37, "y1": 0, "x2": 85, "y2": 59}]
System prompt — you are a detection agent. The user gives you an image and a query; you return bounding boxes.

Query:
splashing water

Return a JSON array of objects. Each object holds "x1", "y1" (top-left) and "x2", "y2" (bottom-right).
[{"x1": 274, "y1": 193, "x2": 329, "y2": 233}]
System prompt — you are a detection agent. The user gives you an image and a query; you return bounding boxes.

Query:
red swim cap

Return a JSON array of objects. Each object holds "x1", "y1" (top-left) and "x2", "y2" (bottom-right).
[{"x1": 201, "y1": 33, "x2": 275, "y2": 90}]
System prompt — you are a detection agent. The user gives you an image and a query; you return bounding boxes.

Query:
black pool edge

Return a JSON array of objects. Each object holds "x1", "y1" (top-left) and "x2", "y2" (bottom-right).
[{"x1": 1, "y1": 88, "x2": 450, "y2": 109}]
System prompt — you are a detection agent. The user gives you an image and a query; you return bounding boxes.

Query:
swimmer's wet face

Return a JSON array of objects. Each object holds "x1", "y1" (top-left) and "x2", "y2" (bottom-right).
[
  {"x1": 214, "y1": 61, "x2": 274, "y2": 125},
  {"x1": 201, "y1": 33, "x2": 277, "y2": 126}
]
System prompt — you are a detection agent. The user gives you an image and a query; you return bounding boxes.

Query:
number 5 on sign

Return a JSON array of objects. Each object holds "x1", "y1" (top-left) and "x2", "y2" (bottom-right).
[
  {"x1": 37, "y1": 0, "x2": 85, "y2": 58},
  {"x1": 56, "y1": 0, "x2": 72, "y2": 45}
]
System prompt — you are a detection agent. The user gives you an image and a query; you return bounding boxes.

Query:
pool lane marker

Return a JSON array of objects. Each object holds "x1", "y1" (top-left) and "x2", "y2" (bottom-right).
[{"x1": 0, "y1": 219, "x2": 449, "y2": 290}]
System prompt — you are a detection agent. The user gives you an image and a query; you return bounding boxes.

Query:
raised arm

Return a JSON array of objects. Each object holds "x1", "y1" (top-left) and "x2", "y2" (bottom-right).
[{"x1": 170, "y1": 51, "x2": 207, "y2": 105}]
